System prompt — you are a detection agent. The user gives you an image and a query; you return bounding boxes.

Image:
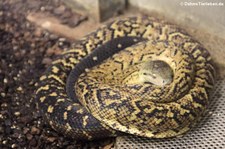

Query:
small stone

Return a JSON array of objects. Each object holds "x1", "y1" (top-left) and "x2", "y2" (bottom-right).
[
  {"x1": 117, "y1": 44, "x2": 122, "y2": 48},
  {"x1": 31, "y1": 43, "x2": 36, "y2": 48},
  {"x1": 14, "y1": 111, "x2": 21, "y2": 116},
  {"x1": 13, "y1": 46, "x2": 19, "y2": 50},
  {"x1": 3, "y1": 78, "x2": 8, "y2": 83},
  {"x1": 59, "y1": 42, "x2": 64, "y2": 46},
  {"x1": 31, "y1": 126, "x2": 40, "y2": 135},
  {"x1": 49, "y1": 34, "x2": 58, "y2": 40},
  {"x1": 11, "y1": 125, "x2": 16, "y2": 129},
  {"x1": 1, "y1": 92, "x2": 6, "y2": 97},
  {"x1": 26, "y1": 133, "x2": 33, "y2": 140},
  {"x1": 20, "y1": 115, "x2": 33, "y2": 124},
  {"x1": 2, "y1": 140, "x2": 7, "y2": 144},
  {"x1": 85, "y1": 68, "x2": 90, "y2": 72},
  {"x1": 40, "y1": 6, "x2": 45, "y2": 11},
  {"x1": 11, "y1": 143, "x2": 17, "y2": 148},
  {"x1": 17, "y1": 86, "x2": 23, "y2": 91},
  {"x1": 59, "y1": 38, "x2": 66, "y2": 42},
  {"x1": 23, "y1": 127, "x2": 29, "y2": 134},
  {"x1": 93, "y1": 56, "x2": 98, "y2": 61},
  {"x1": 1, "y1": 103, "x2": 8, "y2": 107},
  {"x1": 47, "y1": 136, "x2": 57, "y2": 142}
]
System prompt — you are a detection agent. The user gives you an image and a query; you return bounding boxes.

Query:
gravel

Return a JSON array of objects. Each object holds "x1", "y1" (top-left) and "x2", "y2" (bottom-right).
[{"x1": 0, "y1": 0, "x2": 114, "y2": 148}]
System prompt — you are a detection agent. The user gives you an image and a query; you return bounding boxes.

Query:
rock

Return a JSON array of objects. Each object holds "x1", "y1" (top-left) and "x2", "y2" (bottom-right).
[
  {"x1": 11, "y1": 144, "x2": 18, "y2": 148},
  {"x1": 26, "y1": 133, "x2": 33, "y2": 140},
  {"x1": 23, "y1": 127, "x2": 29, "y2": 134},
  {"x1": 31, "y1": 127, "x2": 40, "y2": 135},
  {"x1": 46, "y1": 136, "x2": 57, "y2": 142}
]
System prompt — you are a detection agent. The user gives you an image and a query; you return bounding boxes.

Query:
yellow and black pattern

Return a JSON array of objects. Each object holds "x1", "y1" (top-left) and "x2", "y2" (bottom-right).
[{"x1": 35, "y1": 16, "x2": 215, "y2": 140}]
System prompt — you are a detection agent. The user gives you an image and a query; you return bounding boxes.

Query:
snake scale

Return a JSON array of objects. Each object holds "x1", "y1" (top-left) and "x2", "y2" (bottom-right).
[{"x1": 35, "y1": 16, "x2": 215, "y2": 140}]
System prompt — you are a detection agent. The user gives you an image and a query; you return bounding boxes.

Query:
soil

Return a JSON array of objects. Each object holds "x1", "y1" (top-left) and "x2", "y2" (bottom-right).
[{"x1": 0, "y1": 0, "x2": 114, "y2": 148}]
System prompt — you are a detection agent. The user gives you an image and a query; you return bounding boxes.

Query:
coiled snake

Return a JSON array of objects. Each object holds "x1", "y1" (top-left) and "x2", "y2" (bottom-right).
[{"x1": 35, "y1": 16, "x2": 215, "y2": 140}]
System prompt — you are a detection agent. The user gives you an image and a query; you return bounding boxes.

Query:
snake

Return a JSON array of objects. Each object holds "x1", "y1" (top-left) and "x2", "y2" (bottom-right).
[{"x1": 35, "y1": 16, "x2": 215, "y2": 140}]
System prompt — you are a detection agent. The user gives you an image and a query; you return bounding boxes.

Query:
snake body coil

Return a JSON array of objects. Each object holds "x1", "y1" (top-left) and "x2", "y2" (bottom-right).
[{"x1": 36, "y1": 17, "x2": 215, "y2": 140}]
